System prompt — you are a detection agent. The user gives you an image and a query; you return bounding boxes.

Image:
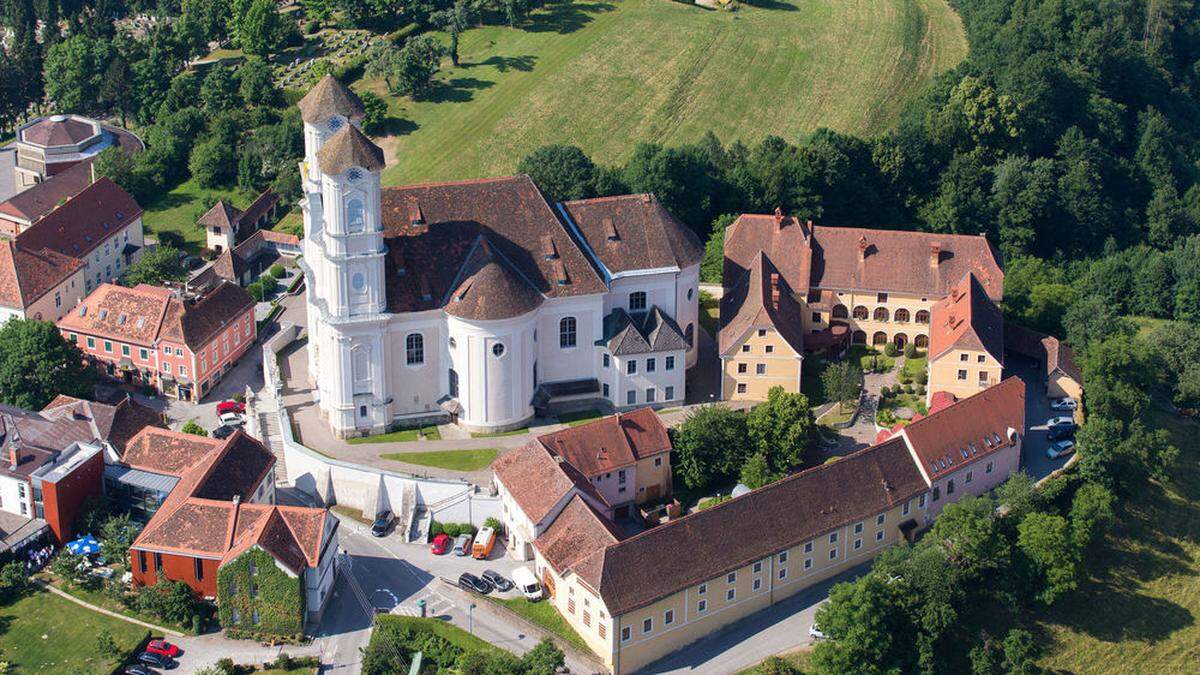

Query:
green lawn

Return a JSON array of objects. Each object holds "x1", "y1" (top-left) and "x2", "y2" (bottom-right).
[
  {"x1": 39, "y1": 572, "x2": 190, "y2": 633},
  {"x1": 1035, "y1": 408, "x2": 1200, "y2": 672},
  {"x1": 699, "y1": 290, "x2": 720, "y2": 337},
  {"x1": 0, "y1": 590, "x2": 148, "y2": 674},
  {"x1": 488, "y1": 596, "x2": 589, "y2": 653},
  {"x1": 139, "y1": 178, "x2": 253, "y2": 254},
  {"x1": 379, "y1": 615, "x2": 497, "y2": 651},
  {"x1": 557, "y1": 409, "x2": 604, "y2": 426},
  {"x1": 359, "y1": 0, "x2": 966, "y2": 183},
  {"x1": 849, "y1": 345, "x2": 894, "y2": 372},
  {"x1": 380, "y1": 447, "x2": 500, "y2": 471},
  {"x1": 901, "y1": 353, "x2": 927, "y2": 378},
  {"x1": 738, "y1": 649, "x2": 814, "y2": 674},
  {"x1": 471, "y1": 427, "x2": 530, "y2": 438},
  {"x1": 346, "y1": 425, "x2": 442, "y2": 443}
]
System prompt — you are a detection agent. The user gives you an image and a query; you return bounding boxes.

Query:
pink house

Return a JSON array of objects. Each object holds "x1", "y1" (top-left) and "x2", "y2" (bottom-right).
[
  {"x1": 889, "y1": 377, "x2": 1026, "y2": 520},
  {"x1": 57, "y1": 281, "x2": 255, "y2": 401}
]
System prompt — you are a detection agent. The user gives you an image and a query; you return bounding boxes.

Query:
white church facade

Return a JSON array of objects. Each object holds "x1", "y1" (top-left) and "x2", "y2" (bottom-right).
[{"x1": 296, "y1": 77, "x2": 703, "y2": 438}]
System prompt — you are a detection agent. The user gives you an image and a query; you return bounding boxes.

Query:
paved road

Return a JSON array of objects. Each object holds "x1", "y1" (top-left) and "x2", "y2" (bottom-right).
[
  {"x1": 323, "y1": 513, "x2": 601, "y2": 674},
  {"x1": 1005, "y1": 353, "x2": 1073, "y2": 480},
  {"x1": 641, "y1": 563, "x2": 871, "y2": 674}
]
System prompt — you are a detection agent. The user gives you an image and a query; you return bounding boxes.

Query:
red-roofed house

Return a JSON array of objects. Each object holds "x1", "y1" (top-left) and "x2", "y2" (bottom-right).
[
  {"x1": 927, "y1": 272, "x2": 1005, "y2": 402},
  {"x1": 720, "y1": 210, "x2": 1004, "y2": 400},
  {"x1": 58, "y1": 281, "x2": 256, "y2": 401},
  {"x1": 124, "y1": 427, "x2": 338, "y2": 634}
]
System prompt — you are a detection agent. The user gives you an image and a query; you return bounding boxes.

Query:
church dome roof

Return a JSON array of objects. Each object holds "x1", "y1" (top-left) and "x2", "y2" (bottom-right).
[
  {"x1": 444, "y1": 238, "x2": 544, "y2": 321},
  {"x1": 297, "y1": 75, "x2": 365, "y2": 123}
]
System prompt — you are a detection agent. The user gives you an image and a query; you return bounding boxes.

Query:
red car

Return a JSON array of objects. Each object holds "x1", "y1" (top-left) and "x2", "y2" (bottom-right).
[
  {"x1": 145, "y1": 639, "x2": 180, "y2": 658},
  {"x1": 430, "y1": 533, "x2": 451, "y2": 555},
  {"x1": 216, "y1": 400, "x2": 245, "y2": 415}
]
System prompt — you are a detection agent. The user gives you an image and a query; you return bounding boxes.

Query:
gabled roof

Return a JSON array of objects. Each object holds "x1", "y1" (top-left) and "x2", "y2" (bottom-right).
[
  {"x1": 40, "y1": 395, "x2": 164, "y2": 453},
  {"x1": 443, "y1": 238, "x2": 544, "y2": 321},
  {"x1": 574, "y1": 437, "x2": 927, "y2": 615},
  {"x1": 0, "y1": 160, "x2": 93, "y2": 224},
  {"x1": 491, "y1": 440, "x2": 610, "y2": 525},
  {"x1": 718, "y1": 251, "x2": 807, "y2": 357},
  {"x1": 1004, "y1": 322, "x2": 1082, "y2": 385},
  {"x1": 197, "y1": 200, "x2": 243, "y2": 230},
  {"x1": 928, "y1": 272, "x2": 1004, "y2": 362},
  {"x1": 380, "y1": 176, "x2": 607, "y2": 313},
  {"x1": 297, "y1": 75, "x2": 365, "y2": 123},
  {"x1": 722, "y1": 213, "x2": 1004, "y2": 302},
  {"x1": 162, "y1": 281, "x2": 255, "y2": 348},
  {"x1": 15, "y1": 177, "x2": 142, "y2": 260},
  {"x1": 121, "y1": 427, "x2": 222, "y2": 476},
  {"x1": 600, "y1": 307, "x2": 688, "y2": 356},
  {"x1": 0, "y1": 238, "x2": 84, "y2": 310},
  {"x1": 536, "y1": 407, "x2": 671, "y2": 478},
  {"x1": 316, "y1": 124, "x2": 385, "y2": 175},
  {"x1": 210, "y1": 248, "x2": 249, "y2": 283},
  {"x1": 534, "y1": 495, "x2": 622, "y2": 574},
  {"x1": 901, "y1": 376, "x2": 1025, "y2": 481},
  {"x1": 560, "y1": 194, "x2": 703, "y2": 275},
  {"x1": 56, "y1": 283, "x2": 173, "y2": 346},
  {"x1": 223, "y1": 505, "x2": 330, "y2": 574}
]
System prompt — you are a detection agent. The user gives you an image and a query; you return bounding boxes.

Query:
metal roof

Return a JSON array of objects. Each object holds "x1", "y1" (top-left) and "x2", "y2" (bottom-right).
[{"x1": 104, "y1": 463, "x2": 179, "y2": 494}]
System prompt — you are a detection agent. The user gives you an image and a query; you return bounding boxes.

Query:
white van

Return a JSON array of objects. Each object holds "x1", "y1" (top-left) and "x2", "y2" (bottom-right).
[{"x1": 511, "y1": 566, "x2": 543, "y2": 601}]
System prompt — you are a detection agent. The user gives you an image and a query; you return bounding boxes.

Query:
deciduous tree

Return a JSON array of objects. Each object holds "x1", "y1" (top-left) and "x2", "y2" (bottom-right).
[{"x1": 0, "y1": 319, "x2": 96, "y2": 410}]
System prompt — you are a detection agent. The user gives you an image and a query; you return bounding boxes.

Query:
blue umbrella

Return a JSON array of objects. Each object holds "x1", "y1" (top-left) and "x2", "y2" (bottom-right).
[{"x1": 67, "y1": 534, "x2": 101, "y2": 556}]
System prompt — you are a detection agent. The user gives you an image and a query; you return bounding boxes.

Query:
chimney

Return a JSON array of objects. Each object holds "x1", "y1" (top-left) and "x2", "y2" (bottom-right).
[
  {"x1": 770, "y1": 273, "x2": 781, "y2": 307},
  {"x1": 773, "y1": 207, "x2": 784, "y2": 229},
  {"x1": 409, "y1": 202, "x2": 425, "y2": 228},
  {"x1": 930, "y1": 242, "x2": 941, "y2": 268},
  {"x1": 8, "y1": 445, "x2": 18, "y2": 471},
  {"x1": 857, "y1": 236, "x2": 868, "y2": 263}
]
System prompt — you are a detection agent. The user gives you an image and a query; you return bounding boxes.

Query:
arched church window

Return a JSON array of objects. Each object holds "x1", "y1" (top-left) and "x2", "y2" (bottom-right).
[{"x1": 346, "y1": 198, "x2": 365, "y2": 234}]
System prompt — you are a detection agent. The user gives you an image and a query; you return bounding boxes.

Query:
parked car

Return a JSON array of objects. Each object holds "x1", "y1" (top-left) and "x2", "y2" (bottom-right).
[
  {"x1": 216, "y1": 400, "x2": 245, "y2": 415},
  {"x1": 212, "y1": 424, "x2": 236, "y2": 440},
  {"x1": 1047, "y1": 439, "x2": 1076, "y2": 459},
  {"x1": 371, "y1": 511, "x2": 393, "y2": 537},
  {"x1": 808, "y1": 621, "x2": 827, "y2": 640},
  {"x1": 511, "y1": 566, "x2": 543, "y2": 601},
  {"x1": 122, "y1": 666, "x2": 156, "y2": 675},
  {"x1": 430, "y1": 533, "x2": 451, "y2": 555},
  {"x1": 145, "y1": 639, "x2": 180, "y2": 658},
  {"x1": 218, "y1": 411, "x2": 244, "y2": 427},
  {"x1": 452, "y1": 533, "x2": 474, "y2": 556},
  {"x1": 482, "y1": 569, "x2": 513, "y2": 592},
  {"x1": 1047, "y1": 415, "x2": 1076, "y2": 429},
  {"x1": 458, "y1": 572, "x2": 491, "y2": 595},
  {"x1": 137, "y1": 651, "x2": 176, "y2": 669},
  {"x1": 1049, "y1": 397, "x2": 1078, "y2": 411}
]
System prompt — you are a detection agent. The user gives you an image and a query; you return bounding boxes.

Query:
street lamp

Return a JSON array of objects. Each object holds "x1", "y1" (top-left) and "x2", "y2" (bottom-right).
[{"x1": 469, "y1": 602, "x2": 476, "y2": 635}]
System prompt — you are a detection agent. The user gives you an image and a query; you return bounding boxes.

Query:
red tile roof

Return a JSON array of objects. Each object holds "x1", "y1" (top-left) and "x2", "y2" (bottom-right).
[
  {"x1": 380, "y1": 176, "x2": 607, "y2": 313},
  {"x1": 197, "y1": 201, "x2": 242, "y2": 230},
  {"x1": 492, "y1": 440, "x2": 606, "y2": 524},
  {"x1": 536, "y1": 408, "x2": 671, "y2": 478},
  {"x1": 928, "y1": 272, "x2": 1004, "y2": 362},
  {"x1": 0, "y1": 161, "x2": 93, "y2": 223},
  {"x1": 15, "y1": 177, "x2": 142, "y2": 260},
  {"x1": 443, "y1": 238, "x2": 544, "y2": 321},
  {"x1": 901, "y1": 376, "x2": 1025, "y2": 481},
  {"x1": 723, "y1": 214, "x2": 1003, "y2": 301},
  {"x1": 130, "y1": 427, "x2": 329, "y2": 572},
  {"x1": 534, "y1": 495, "x2": 622, "y2": 574},
  {"x1": 1004, "y1": 322, "x2": 1082, "y2": 385},
  {"x1": 39, "y1": 395, "x2": 164, "y2": 453},
  {"x1": 718, "y1": 251, "x2": 807, "y2": 357},
  {"x1": 57, "y1": 283, "x2": 172, "y2": 346},
  {"x1": 573, "y1": 437, "x2": 928, "y2": 615},
  {"x1": 0, "y1": 238, "x2": 84, "y2": 310},
  {"x1": 560, "y1": 194, "x2": 703, "y2": 275}
]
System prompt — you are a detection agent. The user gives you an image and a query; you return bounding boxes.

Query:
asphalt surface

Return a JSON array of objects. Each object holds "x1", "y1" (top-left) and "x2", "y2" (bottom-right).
[{"x1": 1005, "y1": 353, "x2": 1075, "y2": 480}]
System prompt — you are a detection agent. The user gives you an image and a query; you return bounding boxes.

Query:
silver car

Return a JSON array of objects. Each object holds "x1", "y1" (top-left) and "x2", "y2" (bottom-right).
[{"x1": 452, "y1": 533, "x2": 474, "y2": 556}]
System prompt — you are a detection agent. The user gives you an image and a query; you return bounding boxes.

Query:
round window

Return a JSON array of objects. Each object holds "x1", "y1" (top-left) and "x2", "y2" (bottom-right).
[
  {"x1": 351, "y1": 273, "x2": 365, "y2": 292},
  {"x1": 492, "y1": 343, "x2": 506, "y2": 358},
  {"x1": 448, "y1": 337, "x2": 457, "y2": 349}
]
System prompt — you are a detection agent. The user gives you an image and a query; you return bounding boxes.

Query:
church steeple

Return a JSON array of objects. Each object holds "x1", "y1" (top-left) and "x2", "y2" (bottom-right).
[{"x1": 297, "y1": 75, "x2": 365, "y2": 124}]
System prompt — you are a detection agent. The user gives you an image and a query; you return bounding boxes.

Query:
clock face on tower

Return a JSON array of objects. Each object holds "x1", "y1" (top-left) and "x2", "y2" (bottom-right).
[
  {"x1": 327, "y1": 116, "x2": 343, "y2": 132},
  {"x1": 346, "y1": 168, "x2": 362, "y2": 182}
]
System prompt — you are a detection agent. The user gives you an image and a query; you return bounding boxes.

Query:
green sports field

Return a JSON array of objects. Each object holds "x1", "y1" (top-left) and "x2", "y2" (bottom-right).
[{"x1": 361, "y1": 0, "x2": 967, "y2": 184}]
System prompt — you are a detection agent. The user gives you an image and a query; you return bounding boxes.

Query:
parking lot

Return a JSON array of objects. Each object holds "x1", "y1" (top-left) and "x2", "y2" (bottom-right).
[{"x1": 1005, "y1": 352, "x2": 1076, "y2": 480}]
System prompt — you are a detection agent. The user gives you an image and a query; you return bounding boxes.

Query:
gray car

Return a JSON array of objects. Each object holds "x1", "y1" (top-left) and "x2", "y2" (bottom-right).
[{"x1": 452, "y1": 533, "x2": 473, "y2": 556}]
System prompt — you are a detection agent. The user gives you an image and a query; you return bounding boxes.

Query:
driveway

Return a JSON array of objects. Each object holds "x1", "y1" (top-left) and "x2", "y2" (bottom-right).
[
  {"x1": 641, "y1": 563, "x2": 871, "y2": 674},
  {"x1": 1004, "y1": 353, "x2": 1073, "y2": 480},
  {"x1": 329, "y1": 513, "x2": 601, "y2": 674}
]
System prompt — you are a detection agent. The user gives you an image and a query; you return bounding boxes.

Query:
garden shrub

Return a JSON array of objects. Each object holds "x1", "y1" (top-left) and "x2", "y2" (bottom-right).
[
  {"x1": 483, "y1": 517, "x2": 504, "y2": 536},
  {"x1": 443, "y1": 522, "x2": 461, "y2": 538},
  {"x1": 884, "y1": 342, "x2": 899, "y2": 357},
  {"x1": 269, "y1": 264, "x2": 286, "y2": 279},
  {"x1": 429, "y1": 521, "x2": 445, "y2": 538},
  {"x1": 916, "y1": 384, "x2": 926, "y2": 396},
  {"x1": 916, "y1": 370, "x2": 928, "y2": 385},
  {"x1": 903, "y1": 343, "x2": 918, "y2": 359}
]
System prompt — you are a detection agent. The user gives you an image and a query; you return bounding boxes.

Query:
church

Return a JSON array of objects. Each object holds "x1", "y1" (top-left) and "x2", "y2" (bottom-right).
[{"x1": 297, "y1": 77, "x2": 703, "y2": 438}]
